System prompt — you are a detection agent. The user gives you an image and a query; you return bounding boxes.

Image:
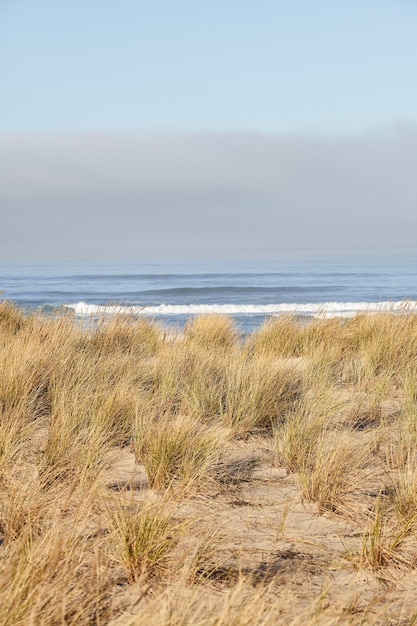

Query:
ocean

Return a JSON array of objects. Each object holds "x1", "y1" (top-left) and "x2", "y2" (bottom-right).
[{"x1": 2, "y1": 252, "x2": 417, "y2": 333}]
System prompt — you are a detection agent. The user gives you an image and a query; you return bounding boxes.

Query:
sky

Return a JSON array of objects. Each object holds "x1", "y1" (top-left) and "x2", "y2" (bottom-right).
[{"x1": 1, "y1": 0, "x2": 417, "y2": 260}]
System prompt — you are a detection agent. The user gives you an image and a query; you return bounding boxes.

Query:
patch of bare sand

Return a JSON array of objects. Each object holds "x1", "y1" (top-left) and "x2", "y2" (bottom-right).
[
  {"x1": 103, "y1": 433, "x2": 417, "y2": 624},
  {"x1": 103, "y1": 448, "x2": 149, "y2": 492}
]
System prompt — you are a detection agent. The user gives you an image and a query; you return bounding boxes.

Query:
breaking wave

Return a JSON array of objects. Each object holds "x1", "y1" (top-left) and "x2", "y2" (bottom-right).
[{"x1": 65, "y1": 301, "x2": 417, "y2": 319}]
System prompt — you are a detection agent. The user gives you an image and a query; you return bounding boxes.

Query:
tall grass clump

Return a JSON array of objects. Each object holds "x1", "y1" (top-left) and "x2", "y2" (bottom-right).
[
  {"x1": 248, "y1": 315, "x2": 351, "y2": 361},
  {"x1": 245, "y1": 315, "x2": 305, "y2": 358},
  {"x1": 275, "y1": 385, "x2": 372, "y2": 514},
  {"x1": 146, "y1": 326, "x2": 302, "y2": 435},
  {"x1": 0, "y1": 330, "x2": 52, "y2": 423},
  {"x1": 343, "y1": 496, "x2": 413, "y2": 574},
  {"x1": 295, "y1": 429, "x2": 371, "y2": 514},
  {"x1": 344, "y1": 312, "x2": 417, "y2": 385},
  {"x1": 86, "y1": 314, "x2": 163, "y2": 358},
  {"x1": 219, "y1": 356, "x2": 302, "y2": 433},
  {"x1": 275, "y1": 383, "x2": 339, "y2": 472},
  {"x1": 183, "y1": 314, "x2": 239, "y2": 353},
  {"x1": 275, "y1": 408, "x2": 325, "y2": 476},
  {"x1": 0, "y1": 483, "x2": 113, "y2": 626},
  {"x1": 133, "y1": 408, "x2": 227, "y2": 491},
  {"x1": 0, "y1": 300, "x2": 26, "y2": 334},
  {"x1": 390, "y1": 460, "x2": 417, "y2": 524},
  {"x1": 108, "y1": 496, "x2": 184, "y2": 582},
  {"x1": 148, "y1": 343, "x2": 225, "y2": 417}
]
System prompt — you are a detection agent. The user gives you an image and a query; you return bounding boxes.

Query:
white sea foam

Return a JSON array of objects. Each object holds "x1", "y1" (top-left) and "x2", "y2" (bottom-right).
[{"x1": 65, "y1": 301, "x2": 417, "y2": 319}]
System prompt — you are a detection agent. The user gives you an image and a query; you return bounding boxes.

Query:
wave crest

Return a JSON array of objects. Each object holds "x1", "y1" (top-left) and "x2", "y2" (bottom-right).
[{"x1": 64, "y1": 301, "x2": 417, "y2": 318}]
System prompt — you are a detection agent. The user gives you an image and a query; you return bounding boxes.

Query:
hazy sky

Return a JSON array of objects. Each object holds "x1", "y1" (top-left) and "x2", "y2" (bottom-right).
[{"x1": 1, "y1": 1, "x2": 417, "y2": 259}]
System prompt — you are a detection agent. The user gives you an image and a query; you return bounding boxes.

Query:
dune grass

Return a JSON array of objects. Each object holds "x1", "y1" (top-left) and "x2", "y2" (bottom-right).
[{"x1": 2, "y1": 303, "x2": 417, "y2": 623}]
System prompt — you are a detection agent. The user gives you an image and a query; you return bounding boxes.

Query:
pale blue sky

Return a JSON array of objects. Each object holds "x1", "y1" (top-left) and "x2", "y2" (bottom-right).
[{"x1": 1, "y1": 0, "x2": 417, "y2": 134}]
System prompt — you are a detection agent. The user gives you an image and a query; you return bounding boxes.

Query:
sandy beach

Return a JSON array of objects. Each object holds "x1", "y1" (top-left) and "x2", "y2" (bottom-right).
[{"x1": 2, "y1": 301, "x2": 417, "y2": 624}]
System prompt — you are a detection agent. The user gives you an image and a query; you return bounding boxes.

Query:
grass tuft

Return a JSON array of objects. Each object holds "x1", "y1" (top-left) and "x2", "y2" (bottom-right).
[{"x1": 133, "y1": 409, "x2": 227, "y2": 491}]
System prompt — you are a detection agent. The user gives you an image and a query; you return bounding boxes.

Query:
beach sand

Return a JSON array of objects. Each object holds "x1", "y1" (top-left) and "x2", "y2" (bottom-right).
[{"x1": 1, "y1": 303, "x2": 417, "y2": 624}]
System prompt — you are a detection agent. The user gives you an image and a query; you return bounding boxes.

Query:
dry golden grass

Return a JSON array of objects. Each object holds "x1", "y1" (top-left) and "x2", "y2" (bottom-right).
[
  {"x1": 3, "y1": 303, "x2": 417, "y2": 624},
  {"x1": 133, "y1": 408, "x2": 227, "y2": 491}
]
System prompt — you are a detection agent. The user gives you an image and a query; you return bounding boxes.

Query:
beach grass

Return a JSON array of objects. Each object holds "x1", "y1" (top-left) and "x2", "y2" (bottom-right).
[{"x1": 2, "y1": 302, "x2": 417, "y2": 623}]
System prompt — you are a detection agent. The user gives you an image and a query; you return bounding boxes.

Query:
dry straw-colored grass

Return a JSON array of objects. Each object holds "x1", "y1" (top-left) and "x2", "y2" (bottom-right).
[{"x1": 3, "y1": 302, "x2": 417, "y2": 624}]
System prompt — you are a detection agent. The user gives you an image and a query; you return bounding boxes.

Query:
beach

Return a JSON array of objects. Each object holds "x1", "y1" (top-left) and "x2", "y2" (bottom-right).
[
  {"x1": 2, "y1": 301, "x2": 417, "y2": 624},
  {"x1": 3, "y1": 0, "x2": 417, "y2": 621}
]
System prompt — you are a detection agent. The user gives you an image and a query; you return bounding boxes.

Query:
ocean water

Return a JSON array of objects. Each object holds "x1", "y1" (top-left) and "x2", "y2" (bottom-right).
[{"x1": 1, "y1": 253, "x2": 417, "y2": 333}]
